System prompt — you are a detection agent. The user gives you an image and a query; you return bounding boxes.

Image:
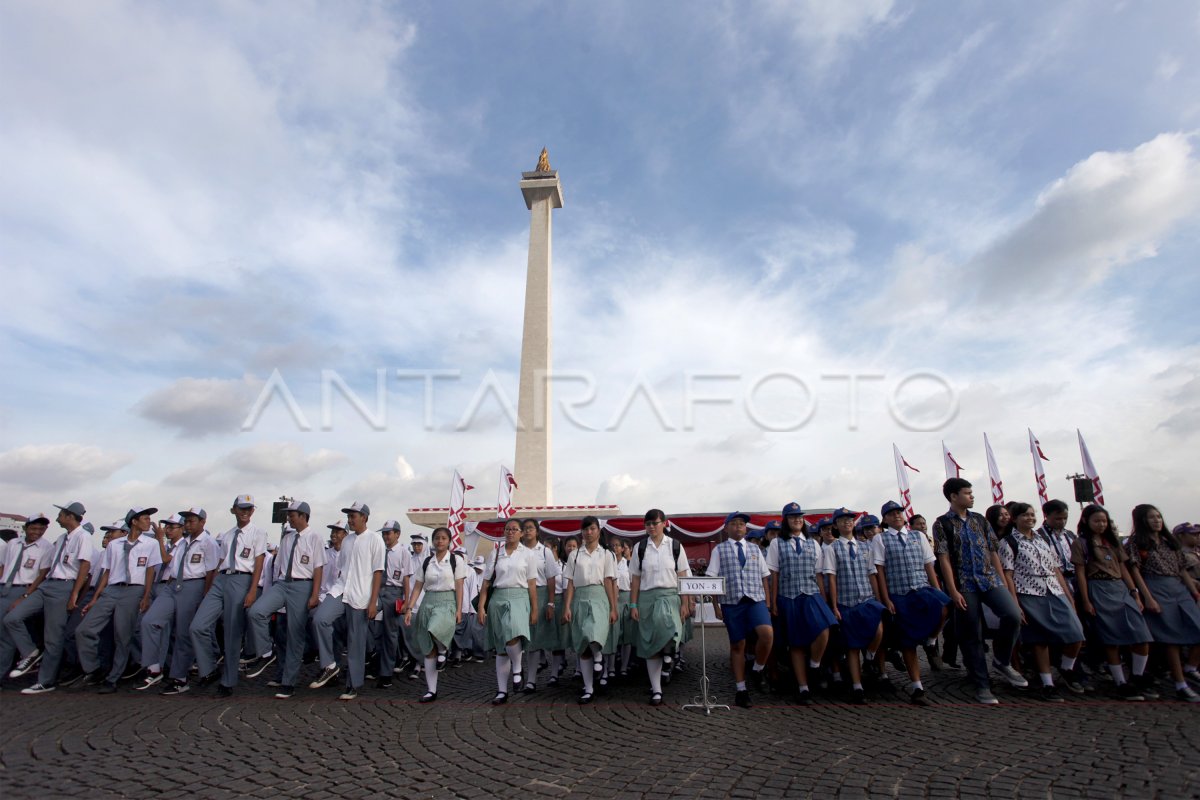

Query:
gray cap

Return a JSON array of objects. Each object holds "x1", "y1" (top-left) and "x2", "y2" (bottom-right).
[
  {"x1": 54, "y1": 501, "x2": 87, "y2": 517},
  {"x1": 326, "y1": 520, "x2": 348, "y2": 532},
  {"x1": 159, "y1": 513, "x2": 185, "y2": 525},
  {"x1": 179, "y1": 507, "x2": 208, "y2": 521},
  {"x1": 377, "y1": 519, "x2": 402, "y2": 533},
  {"x1": 409, "y1": 532, "x2": 427, "y2": 543},
  {"x1": 82, "y1": 522, "x2": 95, "y2": 534},
  {"x1": 341, "y1": 501, "x2": 370, "y2": 517},
  {"x1": 286, "y1": 500, "x2": 312, "y2": 516},
  {"x1": 100, "y1": 520, "x2": 129, "y2": 533},
  {"x1": 24, "y1": 511, "x2": 51, "y2": 526},
  {"x1": 232, "y1": 494, "x2": 256, "y2": 509},
  {"x1": 125, "y1": 506, "x2": 159, "y2": 525}
]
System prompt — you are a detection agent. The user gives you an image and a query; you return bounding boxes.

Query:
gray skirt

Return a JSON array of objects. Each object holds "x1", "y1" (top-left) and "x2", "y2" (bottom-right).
[
  {"x1": 485, "y1": 587, "x2": 531, "y2": 651},
  {"x1": 1085, "y1": 579, "x2": 1151, "y2": 645},
  {"x1": 1018, "y1": 592, "x2": 1085, "y2": 645},
  {"x1": 1142, "y1": 575, "x2": 1200, "y2": 645}
]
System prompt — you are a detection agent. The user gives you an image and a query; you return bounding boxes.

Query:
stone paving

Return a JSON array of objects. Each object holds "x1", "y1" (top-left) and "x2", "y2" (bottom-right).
[{"x1": 1, "y1": 631, "x2": 1197, "y2": 799}]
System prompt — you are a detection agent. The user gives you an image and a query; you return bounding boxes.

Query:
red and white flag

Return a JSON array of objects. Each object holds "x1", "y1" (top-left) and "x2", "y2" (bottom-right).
[
  {"x1": 1028, "y1": 428, "x2": 1050, "y2": 506},
  {"x1": 447, "y1": 470, "x2": 474, "y2": 550},
  {"x1": 1077, "y1": 429, "x2": 1105, "y2": 506},
  {"x1": 983, "y1": 433, "x2": 1004, "y2": 505},
  {"x1": 942, "y1": 440, "x2": 964, "y2": 479},
  {"x1": 893, "y1": 444, "x2": 919, "y2": 518},
  {"x1": 497, "y1": 465, "x2": 518, "y2": 519}
]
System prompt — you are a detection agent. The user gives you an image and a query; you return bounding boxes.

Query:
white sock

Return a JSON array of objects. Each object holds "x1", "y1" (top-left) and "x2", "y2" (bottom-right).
[
  {"x1": 604, "y1": 653, "x2": 615, "y2": 676},
  {"x1": 809, "y1": 659, "x2": 821, "y2": 669},
  {"x1": 1040, "y1": 672, "x2": 1054, "y2": 687},
  {"x1": 495, "y1": 656, "x2": 511, "y2": 692},
  {"x1": 909, "y1": 680, "x2": 923, "y2": 691},
  {"x1": 1176, "y1": 681, "x2": 1189, "y2": 691},
  {"x1": 1132, "y1": 653, "x2": 1149, "y2": 676},
  {"x1": 424, "y1": 657, "x2": 438, "y2": 693},
  {"x1": 1060, "y1": 655, "x2": 1077, "y2": 671},
  {"x1": 797, "y1": 683, "x2": 809, "y2": 692},
  {"x1": 852, "y1": 682, "x2": 863, "y2": 690},
  {"x1": 1107, "y1": 663, "x2": 1126, "y2": 685},
  {"x1": 752, "y1": 662, "x2": 765, "y2": 672},
  {"x1": 736, "y1": 681, "x2": 747, "y2": 691},
  {"x1": 506, "y1": 644, "x2": 523, "y2": 678},
  {"x1": 647, "y1": 657, "x2": 663, "y2": 693},
  {"x1": 148, "y1": 663, "x2": 160, "y2": 673},
  {"x1": 581, "y1": 657, "x2": 594, "y2": 692}
]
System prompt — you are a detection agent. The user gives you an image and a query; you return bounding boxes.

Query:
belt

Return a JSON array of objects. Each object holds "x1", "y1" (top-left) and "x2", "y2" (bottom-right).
[
  {"x1": 178, "y1": 577, "x2": 206, "y2": 583},
  {"x1": 221, "y1": 569, "x2": 252, "y2": 575},
  {"x1": 282, "y1": 577, "x2": 314, "y2": 583},
  {"x1": 47, "y1": 577, "x2": 75, "y2": 582}
]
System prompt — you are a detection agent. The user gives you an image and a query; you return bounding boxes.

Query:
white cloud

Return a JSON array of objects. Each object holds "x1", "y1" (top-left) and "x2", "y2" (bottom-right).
[
  {"x1": 0, "y1": 444, "x2": 133, "y2": 490},
  {"x1": 227, "y1": 442, "x2": 349, "y2": 481},
  {"x1": 137, "y1": 376, "x2": 264, "y2": 438}
]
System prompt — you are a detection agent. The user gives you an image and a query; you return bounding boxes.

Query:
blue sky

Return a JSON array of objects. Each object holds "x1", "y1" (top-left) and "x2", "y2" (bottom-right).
[{"x1": 1, "y1": 1, "x2": 1198, "y2": 533}]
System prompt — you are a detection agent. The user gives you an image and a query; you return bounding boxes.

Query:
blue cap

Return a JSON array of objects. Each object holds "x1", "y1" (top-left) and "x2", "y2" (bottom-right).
[
  {"x1": 831, "y1": 507, "x2": 856, "y2": 522},
  {"x1": 724, "y1": 511, "x2": 751, "y2": 526},
  {"x1": 855, "y1": 514, "x2": 880, "y2": 530},
  {"x1": 880, "y1": 501, "x2": 906, "y2": 517},
  {"x1": 765, "y1": 520, "x2": 781, "y2": 531},
  {"x1": 781, "y1": 502, "x2": 804, "y2": 517},
  {"x1": 745, "y1": 527, "x2": 765, "y2": 540},
  {"x1": 816, "y1": 516, "x2": 834, "y2": 530}
]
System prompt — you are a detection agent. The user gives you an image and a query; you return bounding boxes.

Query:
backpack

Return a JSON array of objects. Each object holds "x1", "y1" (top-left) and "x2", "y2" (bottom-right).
[
  {"x1": 638, "y1": 535, "x2": 682, "y2": 565},
  {"x1": 422, "y1": 552, "x2": 459, "y2": 580}
]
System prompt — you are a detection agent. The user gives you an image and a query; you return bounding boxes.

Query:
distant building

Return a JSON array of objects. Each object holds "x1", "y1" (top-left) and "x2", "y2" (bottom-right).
[{"x1": 0, "y1": 511, "x2": 27, "y2": 542}]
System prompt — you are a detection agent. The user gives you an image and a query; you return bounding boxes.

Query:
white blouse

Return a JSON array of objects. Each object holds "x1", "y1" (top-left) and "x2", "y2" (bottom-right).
[
  {"x1": 565, "y1": 545, "x2": 617, "y2": 587},
  {"x1": 616, "y1": 557, "x2": 631, "y2": 591},
  {"x1": 417, "y1": 551, "x2": 469, "y2": 593},
  {"x1": 485, "y1": 545, "x2": 534, "y2": 589},
  {"x1": 630, "y1": 537, "x2": 690, "y2": 590}
]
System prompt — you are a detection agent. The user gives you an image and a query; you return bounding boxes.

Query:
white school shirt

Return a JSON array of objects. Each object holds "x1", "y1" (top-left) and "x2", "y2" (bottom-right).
[
  {"x1": 564, "y1": 545, "x2": 617, "y2": 587},
  {"x1": 275, "y1": 527, "x2": 326, "y2": 581},
  {"x1": 46, "y1": 526, "x2": 97, "y2": 581},
  {"x1": 616, "y1": 557, "x2": 632, "y2": 591},
  {"x1": 461, "y1": 570, "x2": 480, "y2": 614},
  {"x1": 384, "y1": 543, "x2": 411, "y2": 589},
  {"x1": 173, "y1": 532, "x2": 222, "y2": 580},
  {"x1": 521, "y1": 542, "x2": 562, "y2": 588},
  {"x1": 214, "y1": 524, "x2": 269, "y2": 573},
  {"x1": 260, "y1": 554, "x2": 275, "y2": 590},
  {"x1": 328, "y1": 532, "x2": 359, "y2": 597},
  {"x1": 484, "y1": 545, "x2": 533, "y2": 589},
  {"x1": 319, "y1": 546, "x2": 338, "y2": 600},
  {"x1": 101, "y1": 535, "x2": 163, "y2": 586},
  {"x1": 416, "y1": 551, "x2": 469, "y2": 593},
  {"x1": 630, "y1": 537, "x2": 691, "y2": 590},
  {"x1": 342, "y1": 531, "x2": 386, "y2": 610},
  {"x1": 871, "y1": 527, "x2": 936, "y2": 567},
  {"x1": 2, "y1": 536, "x2": 55, "y2": 586}
]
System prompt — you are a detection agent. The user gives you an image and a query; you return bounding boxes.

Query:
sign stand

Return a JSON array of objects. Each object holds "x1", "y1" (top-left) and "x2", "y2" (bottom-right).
[{"x1": 679, "y1": 577, "x2": 728, "y2": 715}]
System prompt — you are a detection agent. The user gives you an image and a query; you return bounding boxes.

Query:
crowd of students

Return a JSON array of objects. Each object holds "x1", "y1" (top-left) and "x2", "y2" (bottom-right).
[{"x1": 1, "y1": 481, "x2": 1197, "y2": 708}]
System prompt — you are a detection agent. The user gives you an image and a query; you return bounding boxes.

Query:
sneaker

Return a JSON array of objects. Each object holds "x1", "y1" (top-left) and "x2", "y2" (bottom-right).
[
  {"x1": 909, "y1": 687, "x2": 930, "y2": 707},
  {"x1": 408, "y1": 667, "x2": 422, "y2": 680},
  {"x1": 795, "y1": 688, "x2": 812, "y2": 706},
  {"x1": 849, "y1": 687, "x2": 867, "y2": 705},
  {"x1": 216, "y1": 685, "x2": 233, "y2": 698},
  {"x1": 244, "y1": 653, "x2": 276, "y2": 679},
  {"x1": 308, "y1": 665, "x2": 340, "y2": 689},
  {"x1": 748, "y1": 669, "x2": 764, "y2": 691},
  {"x1": 196, "y1": 669, "x2": 220, "y2": 687},
  {"x1": 134, "y1": 671, "x2": 163, "y2": 691},
  {"x1": 436, "y1": 654, "x2": 447, "y2": 672},
  {"x1": 734, "y1": 689, "x2": 752, "y2": 708},
  {"x1": 78, "y1": 669, "x2": 106, "y2": 688},
  {"x1": 274, "y1": 685, "x2": 294, "y2": 699},
  {"x1": 1134, "y1": 674, "x2": 1161, "y2": 700},
  {"x1": 98, "y1": 681, "x2": 117, "y2": 694},
  {"x1": 160, "y1": 680, "x2": 190, "y2": 696},
  {"x1": 1039, "y1": 684, "x2": 1065, "y2": 703},
  {"x1": 8, "y1": 649, "x2": 42, "y2": 678},
  {"x1": 121, "y1": 664, "x2": 143, "y2": 681},
  {"x1": 375, "y1": 678, "x2": 392, "y2": 689},
  {"x1": 20, "y1": 683, "x2": 56, "y2": 695},
  {"x1": 1056, "y1": 668, "x2": 1085, "y2": 695},
  {"x1": 993, "y1": 661, "x2": 1029, "y2": 688},
  {"x1": 1177, "y1": 686, "x2": 1200, "y2": 703},
  {"x1": 266, "y1": 679, "x2": 283, "y2": 688},
  {"x1": 975, "y1": 687, "x2": 999, "y2": 705},
  {"x1": 1116, "y1": 682, "x2": 1144, "y2": 701},
  {"x1": 338, "y1": 688, "x2": 358, "y2": 701},
  {"x1": 1184, "y1": 669, "x2": 1200, "y2": 687}
]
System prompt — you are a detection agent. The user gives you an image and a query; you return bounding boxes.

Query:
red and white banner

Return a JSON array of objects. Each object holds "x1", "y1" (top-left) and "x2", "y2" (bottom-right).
[
  {"x1": 983, "y1": 433, "x2": 1004, "y2": 504},
  {"x1": 447, "y1": 470, "x2": 474, "y2": 550},
  {"x1": 942, "y1": 440, "x2": 964, "y2": 480},
  {"x1": 893, "y1": 444, "x2": 919, "y2": 518},
  {"x1": 497, "y1": 466, "x2": 517, "y2": 519},
  {"x1": 1028, "y1": 428, "x2": 1050, "y2": 506},
  {"x1": 1077, "y1": 429, "x2": 1105, "y2": 506}
]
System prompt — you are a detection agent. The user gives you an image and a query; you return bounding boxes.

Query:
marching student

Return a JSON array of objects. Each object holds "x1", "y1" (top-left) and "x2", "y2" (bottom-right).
[
  {"x1": 404, "y1": 526, "x2": 467, "y2": 702},
  {"x1": 400, "y1": 531, "x2": 428, "y2": 679},
  {"x1": 76, "y1": 507, "x2": 163, "y2": 693},
  {"x1": 520, "y1": 519, "x2": 560, "y2": 693},
  {"x1": 310, "y1": 504, "x2": 366, "y2": 690},
  {"x1": 244, "y1": 501, "x2": 324, "y2": 698},
  {"x1": 478, "y1": 519, "x2": 538, "y2": 705},
  {"x1": 1124, "y1": 504, "x2": 1200, "y2": 702},
  {"x1": 133, "y1": 513, "x2": 185, "y2": 689},
  {"x1": 157, "y1": 508, "x2": 220, "y2": 696},
  {"x1": 8, "y1": 503, "x2": 93, "y2": 694},
  {"x1": 562, "y1": 516, "x2": 618, "y2": 704},
  {"x1": 1, "y1": 512, "x2": 57, "y2": 679},
  {"x1": 999, "y1": 503, "x2": 1086, "y2": 703},
  {"x1": 452, "y1": 556, "x2": 487, "y2": 663},
  {"x1": 549, "y1": 535, "x2": 578, "y2": 685},
  {"x1": 823, "y1": 507, "x2": 886, "y2": 705},
  {"x1": 933, "y1": 478, "x2": 1026, "y2": 704},
  {"x1": 189, "y1": 495, "x2": 267, "y2": 697},
  {"x1": 376, "y1": 521, "x2": 411, "y2": 688},
  {"x1": 874, "y1": 501, "x2": 951, "y2": 706},
  {"x1": 609, "y1": 537, "x2": 635, "y2": 681},
  {"x1": 338, "y1": 512, "x2": 386, "y2": 701},
  {"x1": 707, "y1": 511, "x2": 773, "y2": 708},
  {"x1": 1070, "y1": 504, "x2": 1153, "y2": 700},
  {"x1": 1176, "y1": 522, "x2": 1200, "y2": 683},
  {"x1": 766, "y1": 502, "x2": 836, "y2": 705}
]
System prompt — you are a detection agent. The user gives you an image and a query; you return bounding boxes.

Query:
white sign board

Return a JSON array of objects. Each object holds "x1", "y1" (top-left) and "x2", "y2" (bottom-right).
[{"x1": 679, "y1": 576, "x2": 725, "y2": 597}]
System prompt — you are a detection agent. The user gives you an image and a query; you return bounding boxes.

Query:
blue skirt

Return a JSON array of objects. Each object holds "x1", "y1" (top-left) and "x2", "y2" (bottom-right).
[
  {"x1": 1086, "y1": 579, "x2": 1151, "y2": 645},
  {"x1": 1018, "y1": 593, "x2": 1085, "y2": 645},
  {"x1": 891, "y1": 587, "x2": 951, "y2": 648},
  {"x1": 1143, "y1": 575, "x2": 1200, "y2": 645},
  {"x1": 721, "y1": 598, "x2": 771, "y2": 645},
  {"x1": 836, "y1": 599, "x2": 885, "y2": 650},
  {"x1": 778, "y1": 592, "x2": 836, "y2": 648}
]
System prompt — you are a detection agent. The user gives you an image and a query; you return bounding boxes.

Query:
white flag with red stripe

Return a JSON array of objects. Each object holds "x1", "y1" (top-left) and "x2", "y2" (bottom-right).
[
  {"x1": 1028, "y1": 428, "x2": 1050, "y2": 506},
  {"x1": 942, "y1": 440, "x2": 964, "y2": 479},
  {"x1": 893, "y1": 444, "x2": 919, "y2": 518},
  {"x1": 1077, "y1": 429, "x2": 1105, "y2": 506},
  {"x1": 447, "y1": 470, "x2": 474, "y2": 549},
  {"x1": 983, "y1": 433, "x2": 1004, "y2": 504},
  {"x1": 497, "y1": 465, "x2": 518, "y2": 519}
]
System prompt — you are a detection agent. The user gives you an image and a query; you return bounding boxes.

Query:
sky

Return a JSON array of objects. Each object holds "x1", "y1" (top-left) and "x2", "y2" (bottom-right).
[{"x1": 2, "y1": 0, "x2": 1199, "y2": 537}]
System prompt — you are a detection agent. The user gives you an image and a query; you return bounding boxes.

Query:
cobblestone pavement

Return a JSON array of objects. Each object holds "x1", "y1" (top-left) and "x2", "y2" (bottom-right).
[{"x1": 2, "y1": 631, "x2": 1197, "y2": 799}]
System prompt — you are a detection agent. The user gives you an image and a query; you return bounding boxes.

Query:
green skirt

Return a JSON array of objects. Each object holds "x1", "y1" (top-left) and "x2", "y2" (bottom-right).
[
  {"x1": 485, "y1": 586, "x2": 531, "y2": 652},
  {"x1": 414, "y1": 590, "x2": 457, "y2": 655},
  {"x1": 636, "y1": 587, "x2": 684, "y2": 658},
  {"x1": 568, "y1": 584, "x2": 613, "y2": 654},
  {"x1": 614, "y1": 589, "x2": 636, "y2": 648},
  {"x1": 529, "y1": 585, "x2": 560, "y2": 651}
]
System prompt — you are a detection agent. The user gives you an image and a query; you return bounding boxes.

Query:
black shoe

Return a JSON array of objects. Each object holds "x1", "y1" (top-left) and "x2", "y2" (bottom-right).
[
  {"x1": 649, "y1": 691, "x2": 663, "y2": 706},
  {"x1": 160, "y1": 680, "x2": 190, "y2": 696},
  {"x1": 735, "y1": 689, "x2": 752, "y2": 708},
  {"x1": 338, "y1": 688, "x2": 357, "y2": 701},
  {"x1": 97, "y1": 681, "x2": 117, "y2": 694},
  {"x1": 197, "y1": 669, "x2": 220, "y2": 688},
  {"x1": 308, "y1": 665, "x2": 341, "y2": 689},
  {"x1": 216, "y1": 685, "x2": 233, "y2": 698},
  {"x1": 491, "y1": 692, "x2": 508, "y2": 705},
  {"x1": 1039, "y1": 684, "x2": 1064, "y2": 702},
  {"x1": 274, "y1": 685, "x2": 294, "y2": 699},
  {"x1": 748, "y1": 669, "x2": 764, "y2": 691},
  {"x1": 244, "y1": 653, "x2": 276, "y2": 679},
  {"x1": 1133, "y1": 674, "x2": 1161, "y2": 700},
  {"x1": 1116, "y1": 682, "x2": 1144, "y2": 701},
  {"x1": 375, "y1": 678, "x2": 392, "y2": 689},
  {"x1": 420, "y1": 691, "x2": 437, "y2": 703},
  {"x1": 578, "y1": 692, "x2": 594, "y2": 705},
  {"x1": 849, "y1": 687, "x2": 867, "y2": 705},
  {"x1": 79, "y1": 669, "x2": 106, "y2": 688},
  {"x1": 795, "y1": 688, "x2": 812, "y2": 706},
  {"x1": 910, "y1": 687, "x2": 930, "y2": 707}
]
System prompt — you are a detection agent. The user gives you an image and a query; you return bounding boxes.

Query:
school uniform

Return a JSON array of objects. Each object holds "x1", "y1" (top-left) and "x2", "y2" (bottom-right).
[
  {"x1": 189, "y1": 523, "x2": 268, "y2": 688},
  {"x1": 483, "y1": 546, "x2": 534, "y2": 651},
  {"x1": 165, "y1": 531, "x2": 221, "y2": 682},
  {"x1": 564, "y1": 545, "x2": 617, "y2": 654},
  {"x1": 5, "y1": 526, "x2": 93, "y2": 687},
  {"x1": 378, "y1": 542, "x2": 412, "y2": 676},
  {"x1": 76, "y1": 534, "x2": 162, "y2": 685},
  {"x1": 1001, "y1": 533, "x2": 1085, "y2": 645},
  {"x1": 411, "y1": 552, "x2": 468, "y2": 655},
  {"x1": 341, "y1": 530, "x2": 386, "y2": 691},
  {"x1": 453, "y1": 568, "x2": 485, "y2": 658},
  {"x1": 630, "y1": 538, "x2": 689, "y2": 658},
  {"x1": 707, "y1": 538, "x2": 771, "y2": 645},
  {"x1": 138, "y1": 538, "x2": 183, "y2": 673},
  {"x1": 1126, "y1": 538, "x2": 1200, "y2": 645},
  {"x1": 248, "y1": 525, "x2": 324, "y2": 687},
  {"x1": 1070, "y1": 537, "x2": 1150, "y2": 645},
  {"x1": 767, "y1": 535, "x2": 837, "y2": 648},
  {"x1": 610, "y1": 556, "x2": 634, "y2": 652},
  {"x1": 313, "y1": 532, "x2": 356, "y2": 670},
  {"x1": 1, "y1": 535, "x2": 56, "y2": 674},
  {"x1": 824, "y1": 537, "x2": 886, "y2": 650},
  {"x1": 1039, "y1": 526, "x2": 1077, "y2": 589},
  {"x1": 524, "y1": 542, "x2": 562, "y2": 655},
  {"x1": 875, "y1": 527, "x2": 950, "y2": 648}
]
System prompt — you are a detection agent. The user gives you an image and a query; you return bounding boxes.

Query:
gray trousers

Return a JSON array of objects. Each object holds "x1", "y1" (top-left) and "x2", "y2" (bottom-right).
[
  {"x1": 955, "y1": 584, "x2": 1023, "y2": 690},
  {"x1": 343, "y1": 600, "x2": 375, "y2": 690},
  {"x1": 167, "y1": 579, "x2": 207, "y2": 681},
  {"x1": 3, "y1": 585, "x2": 42, "y2": 659},
  {"x1": 248, "y1": 579, "x2": 313, "y2": 687},
  {"x1": 189, "y1": 573, "x2": 252, "y2": 688},
  {"x1": 5, "y1": 579, "x2": 74, "y2": 686},
  {"x1": 0, "y1": 586, "x2": 26, "y2": 674},
  {"x1": 140, "y1": 584, "x2": 175, "y2": 669},
  {"x1": 313, "y1": 594, "x2": 346, "y2": 669},
  {"x1": 378, "y1": 586, "x2": 405, "y2": 675},
  {"x1": 454, "y1": 613, "x2": 485, "y2": 657},
  {"x1": 76, "y1": 584, "x2": 144, "y2": 683}
]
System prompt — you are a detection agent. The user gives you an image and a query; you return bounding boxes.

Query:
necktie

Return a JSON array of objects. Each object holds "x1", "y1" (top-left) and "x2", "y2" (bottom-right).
[
  {"x1": 4, "y1": 543, "x2": 30, "y2": 590},
  {"x1": 123, "y1": 540, "x2": 136, "y2": 583},
  {"x1": 226, "y1": 528, "x2": 242, "y2": 570},
  {"x1": 282, "y1": 532, "x2": 298, "y2": 580},
  {"x1": 849, "y1": 541, "x2": 857, "y2": 560},
  {"x1": 736, "y1": 541, "x2": 746, "y2": 568},
  {"x1": 176, "y1": 538, "x2": 194, "y2": 580}
]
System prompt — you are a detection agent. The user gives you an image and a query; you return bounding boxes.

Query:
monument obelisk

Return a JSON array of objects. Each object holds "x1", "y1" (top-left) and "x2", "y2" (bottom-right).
[{"x1": 513, "y1": 148, "x2": 563, "y2": 508}]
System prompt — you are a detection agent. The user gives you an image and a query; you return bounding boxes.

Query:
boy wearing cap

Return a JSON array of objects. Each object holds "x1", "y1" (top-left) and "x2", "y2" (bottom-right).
[
  {"x1": 75, "y1": 508, "x2": 163, "y2": 692},
  {"x1": 158, "y1": 509, "x2": 221, "y2": 695},
  {"x1": 133, "y1": 514, "x2": 186, "y2": 689},
  {"x1": 338, "y1": 513, "x2": 386, "y2": 700},
  {"x1": 376, "y1": 522, "x2": 411, "y2": 688},
  {"x1": 189, "y1": 495, "x2": 267, "y2": 697},
  {"x1": 1, "y1": 513, "x2": 57, "y2": 680},
  {"x1": 310, "y1": 504, "x2": 367, "y2": 689},
  {"x1": 454, "y1": 556, "x2": 487, "y2": 662},
  {"x1": 9, "y1": 503, "x2": 94, "y2": 692},
  {"x1": 706, "y1": 511, "x2": 774, "y2": 708}
]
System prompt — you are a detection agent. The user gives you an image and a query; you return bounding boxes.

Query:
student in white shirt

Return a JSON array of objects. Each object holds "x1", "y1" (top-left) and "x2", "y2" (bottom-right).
[
  {"x1": 1, "y1": 512, "x2": 56, "y2": 681},
  {"x1": 338, "y1": 511, "x2": 386, "y2": 700},
  {"x1": 404, "y1": 526, "x2": 467, "y2": 702},
  {"x1": 519, "y1": 518, "x2": 561, "y2": 693},
  {"x1": 157, "y1": 508, "x2": 220, "y2": 696},
  {"x1": 630, "y1": 509, "x2": 692, "y2": 705},
  {"x1": 478, "y1": 519, "x2": 538, "y2": 705},
  {"x1": 377, "y1": 523, "x2": 412, "y2": 689},
  {"x1": 310, "y1": 504, "x2": 366, "y2": 690},
  {"x1": 562, "y1": 516, "x2": 618, "y2": 704}
]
